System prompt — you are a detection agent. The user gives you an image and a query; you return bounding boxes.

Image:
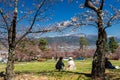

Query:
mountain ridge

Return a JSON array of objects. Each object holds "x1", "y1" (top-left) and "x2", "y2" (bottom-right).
[{"x1": 44, "y1": 34, "x2": 120, "y2": 46}]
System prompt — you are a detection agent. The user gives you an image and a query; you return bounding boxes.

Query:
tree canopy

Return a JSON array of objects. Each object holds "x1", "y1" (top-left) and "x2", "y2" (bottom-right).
[
  {"x1": 79, "y1": 36, "x2": 88, "y2": 50},
  {"x1": 108, "y1": 36, "x2": 119, "y2": 53},
  {"x1": 39, "y1": 38, "x2": 47, "y2": 52}
]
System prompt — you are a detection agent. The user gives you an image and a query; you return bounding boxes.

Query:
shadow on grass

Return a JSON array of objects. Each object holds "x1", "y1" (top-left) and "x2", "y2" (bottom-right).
[
  {"x1": 39, "y1": 70, "x2": 91, "y2": 77},
  {"x1": 1, "y1": 70, "x2": 119, "y2": 80},
  {"x1": 15, "y1": 70, "x2": 91, "y2": 80},
  {"x1": 37, "y1": 70, "x2": 120, "y2": 80}
]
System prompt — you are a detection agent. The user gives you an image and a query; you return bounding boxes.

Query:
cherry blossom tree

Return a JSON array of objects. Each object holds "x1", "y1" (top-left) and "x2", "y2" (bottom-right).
[
  {"x1": 71, "y1": 0, "x2": 120, "y2": 79},
  {"x1": 0, "y1": 0, "x2": 57, "y2": 80}
]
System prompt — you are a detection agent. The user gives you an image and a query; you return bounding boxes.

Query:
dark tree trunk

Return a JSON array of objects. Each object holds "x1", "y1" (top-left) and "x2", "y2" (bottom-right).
[
  {"x1": 5, "y1": 47, "x2": 15, "y2": 80},
  {"x1": 91, "y1": 10, "x2": 107, "y2": 80},
  {"x1": 84, "y1": 0, "x2": 106, "y2": 79},
  {"x1": 5, "y1": 8, "x2": 17, "y2": 80},
  {"x1": 91, "y1": 28, "x2": 107, "y2": 79}
]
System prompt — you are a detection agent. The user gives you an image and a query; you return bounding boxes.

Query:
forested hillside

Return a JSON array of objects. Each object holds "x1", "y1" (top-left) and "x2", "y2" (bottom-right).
[{"x1": 44, "y1": 35, "x2": 120, "y2": 46}]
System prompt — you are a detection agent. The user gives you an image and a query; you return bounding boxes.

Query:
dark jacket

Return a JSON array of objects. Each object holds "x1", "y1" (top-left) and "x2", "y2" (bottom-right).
[
  {"x1": 55, "y1": 60, "x2": 64, "y2": 71},
  {"x1": 105, "y1": 60, "x2": 115, "y2": 69}
]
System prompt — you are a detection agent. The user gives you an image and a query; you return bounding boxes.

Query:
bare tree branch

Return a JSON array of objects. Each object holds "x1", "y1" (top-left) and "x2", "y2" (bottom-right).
[
  {"x1": 29, "y1": 28, "x2": 54, "y2": 33},
  {"x1": 0, "y1": 9, "x2": 9, "y2": 30},
  {"x1": 17, "y1": 14, "x2": 27, "y2": 22},
  {"x1": 15, "y1": 0, "x2": 46, "y2": 45},
  {"x1": 99, "y1": 0, "x2": 104, "y2": 10},
  {"x1": 104, "y1": 14, "x2": 116, "y2": 29},
  {"x1": 85, "y1": 0, "x2": 98, "y2": 11}
]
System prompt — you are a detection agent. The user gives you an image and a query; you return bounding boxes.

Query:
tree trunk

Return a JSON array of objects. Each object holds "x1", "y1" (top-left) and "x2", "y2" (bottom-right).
[
  {"x1": 5, "y1": 0, "x2": 18, "y2": 79},
  {"x1": 91, "y1": 10, "x2": 107, "y2": 79},
  {"x1": 91, "y1": 26, "x2": 107, "y2": 80},
  {"x1": 5, "y1": 19, "x2": 16, "y2": 80},
  {"x1": 5, "y1": 47, "x2": 15, "y2": 80},
  {"x1": 84, "y1": 0, "x2": 106, "y2": 79}
]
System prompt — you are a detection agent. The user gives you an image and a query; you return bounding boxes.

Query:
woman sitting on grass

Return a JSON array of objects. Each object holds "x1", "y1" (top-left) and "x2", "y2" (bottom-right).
[{"x1": 67, "y1": 57, "x2": 76, "y2": 70}]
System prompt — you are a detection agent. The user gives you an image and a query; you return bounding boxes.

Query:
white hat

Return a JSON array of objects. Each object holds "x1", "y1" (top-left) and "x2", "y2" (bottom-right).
[{"x1": 69, "y1": 57, "x2": 73, "y2": 60}]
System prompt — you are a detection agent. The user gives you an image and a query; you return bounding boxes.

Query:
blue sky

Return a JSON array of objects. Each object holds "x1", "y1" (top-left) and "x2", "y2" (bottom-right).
[
  {"x1": 40, "y1": 0, "x2": 97, "y2": 37},
  {"x1": 40, "y1": 0, "x2": 83, "y2": 37},
  {"x1": 14, "y1": 0, "x2": 120, "y2": 38},
  {"x1": 38, "y1": 0, "x2": 120, "y2": 37},
  {"x1": 1, "y1": 0, "x2": 120, "y2": 37}
]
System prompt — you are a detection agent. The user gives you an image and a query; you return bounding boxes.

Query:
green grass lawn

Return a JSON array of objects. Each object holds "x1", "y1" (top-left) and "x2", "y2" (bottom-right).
[{"x1": 0, "y1": 60, "x2": 120, "y2": 80}]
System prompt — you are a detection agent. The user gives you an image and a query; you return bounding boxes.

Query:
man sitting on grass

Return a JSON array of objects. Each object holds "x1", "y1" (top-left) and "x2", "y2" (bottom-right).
[
  {"x1": 105, "y1": 57, "x2": 120, "y2": 69},
  {"x1": 55, "y1": 57, "x2": 65, "y2": 71}
]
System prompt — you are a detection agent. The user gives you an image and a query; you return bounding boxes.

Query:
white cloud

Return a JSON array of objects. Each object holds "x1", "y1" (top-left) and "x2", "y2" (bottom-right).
[{"x1": 57, "y1": 20, "x2": 72, "y2": 28}]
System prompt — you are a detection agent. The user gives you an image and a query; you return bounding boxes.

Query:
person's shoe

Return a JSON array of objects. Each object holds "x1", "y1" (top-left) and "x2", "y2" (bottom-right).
[{"x1": 115, "y1": 66, "x2": 120, "y2": 69}]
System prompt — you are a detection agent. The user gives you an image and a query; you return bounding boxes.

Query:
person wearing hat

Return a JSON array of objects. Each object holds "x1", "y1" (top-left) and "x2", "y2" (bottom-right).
[{"x1": 67, "y1": 57, "x2": 76, "y2": 70}]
